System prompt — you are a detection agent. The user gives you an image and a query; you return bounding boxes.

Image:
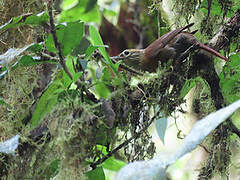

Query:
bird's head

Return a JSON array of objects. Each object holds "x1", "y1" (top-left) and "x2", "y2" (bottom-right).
[{"x1": 112, "y1": 49, "x2": 145, "y2": 71}]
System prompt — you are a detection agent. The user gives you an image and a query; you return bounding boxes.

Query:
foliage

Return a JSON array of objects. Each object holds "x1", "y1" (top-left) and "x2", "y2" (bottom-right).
[
  {"x1": 220, "y1": 53, "x2": 240, "y2": 103},
  {"x1": 116, "y1": 100, "x2": 240, "y2": 180}
]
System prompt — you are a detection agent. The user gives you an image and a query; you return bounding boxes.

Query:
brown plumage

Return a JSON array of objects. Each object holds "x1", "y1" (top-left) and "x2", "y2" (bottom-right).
[{"x1": 113, "y1": 23, "x2": 229, "y2": 72}]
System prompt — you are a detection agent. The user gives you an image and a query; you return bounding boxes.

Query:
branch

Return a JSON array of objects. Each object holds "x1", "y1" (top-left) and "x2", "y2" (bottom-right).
[
  {"x1": 47, "y1": 2, "x2": 97, "y2": 101},
  {"x1": 111, "y1": 57, "x2": 144, "y2": 76},
  {"x1": 209, "y1": 9, "x2": 240, "y2": 51},
  {"x1": 47, "y1": 1, "x2": 73, "y2": 80},
  {"x1": 198, "y1": 9, "x2": 240, "y2": 179},
  {"x1": 90, "y1": 109, "x2": 162, "y2": 169}
]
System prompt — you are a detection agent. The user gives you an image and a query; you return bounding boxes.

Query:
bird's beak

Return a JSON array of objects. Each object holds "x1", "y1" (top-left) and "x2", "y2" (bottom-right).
[
  {"x1": 199, "y1": 43, "x2": 229, "y2": 61},
  {"x1": 110, "y1": 56, "x2": 124, "y2": 65},
  {"x1": 111, "y1": 56, "x2": 123, "y2": 61}
]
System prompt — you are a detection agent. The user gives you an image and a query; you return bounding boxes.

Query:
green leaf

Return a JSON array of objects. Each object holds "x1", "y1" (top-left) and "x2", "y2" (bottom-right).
[
  {"x1": 18, "y1": 55, "x2": 39, "y2": 66},
  {"x1": 45, "y1": 22, "x2": 84, "y2": 56},
  {"x1": 27, "y1": 43, "x2": 43, "y2": 53},
  {"x1": 62, "y1": 22, "x2": 84, "y2": 56},
  {"x1": 85, "y1": 45, "x2": 106, "y2": 60},
  {"x1": 0, "y1": 12, "x2": 48, "y2": 31},
  {"x1": 48, "y1": 159, "x2": 60, "y2": 178},
  {"x1": 24, "y1": 12, "x2": 49, "y2": 25},
  {"x1": 65, "y1": 56, "x2": 75, "y2": 75},
  {"x1": 154, "y1": 106, "x2": 167, "y2": 144},
  {"x1": 17, "y1": 56, "x2": 56, "y2": 68},
  {"x1": 89, "y1": 67, "x2": 97, "y2": 82},
  {"x1": 89, "y1": 26, "x2": 109, "y2": 61},
  {"x1": 95, "y1": 145, "x2": 108, "y2": 155},
  {"x1": 179, "y1": 79, "x2": 197, "y2": 98},
  {"x1": 60, "y1": 0, "x2": 101, "y2": 23},
  {"x1": 72, "y1": 37, "x2": 91, "y2": 56},
  {"x1": 89, "y1": 25, "x2": 118, "y2": 75},
  {"x1": 85, "y1": 167, "x2": 105, "y2": 180},
  {"x1": 155, "y1": 117, "x2": 168, "y2": 144},
  {"x1": 30, "y1": 71, "x2": 65, "y2": 129},
  {"x1": 101, "y1": 67, "x2": 113, "y2": 83},
  {"x1": 102, "y1": 157, "x2": 126, "y2": 172},
  {"x1": 73, "y1": 72, "x2": 83, "y2": 83},
  {"x1": 95, "y1": 82, "x2": 111, "y2": 99},
  {"x1": 64, "y1": 56, "x2": 82, "y2": 86},
  {"x1": 61, "y1": 0, "x2": 78, "y2": 10},
  {"x1": 45, "y1": 24, "x2": 66, "y2": 53},
  {"x1": 221, "y1": 74, "x2": 240, "y2": 103},
  {"x1": 45, "y1": 34, "x2": 56, "y2": 53},
  {"x1": 63, "y1": 72, "x2": 72, "y2": 88},
  {"x1": 114, "y1": 60, "x2": 122, "y2": 70}
]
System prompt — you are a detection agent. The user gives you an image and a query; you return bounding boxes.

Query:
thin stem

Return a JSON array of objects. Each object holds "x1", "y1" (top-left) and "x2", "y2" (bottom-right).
[{"x1": 47, "y1": 1, "x2": 73, "y2": 80}]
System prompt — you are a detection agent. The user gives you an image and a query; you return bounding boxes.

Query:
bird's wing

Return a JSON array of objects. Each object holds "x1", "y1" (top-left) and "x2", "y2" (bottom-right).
[{"x1": 145, "y1": 23, "x2": 194, "y2": 59}]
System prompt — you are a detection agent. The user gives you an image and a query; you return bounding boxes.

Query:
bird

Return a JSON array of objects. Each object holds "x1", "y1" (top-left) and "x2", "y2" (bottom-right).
[{"x1": 112, "y1": 23, "x2": 229, "y2": 73}]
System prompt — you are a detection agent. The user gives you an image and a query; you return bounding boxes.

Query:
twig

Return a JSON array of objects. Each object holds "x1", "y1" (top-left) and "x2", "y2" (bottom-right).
[
  {"x1": 111, "y1": 57, "x2": 144, "y2": 76},
  {"x1": 227, "y1": 119, "x2": 240, "y2": 138},
  {"x1": 41, "y1": 52, "x2": 59, "y2": 61},
  {"x1": 90, "y1": 109, "x2": 162, "y2": 169},
  {"x1": 46, "y1": 2, "x2": 98, "y2": 102},
  {"x1": 47, "y1": 1, "x2": 73, "y2": 80}
]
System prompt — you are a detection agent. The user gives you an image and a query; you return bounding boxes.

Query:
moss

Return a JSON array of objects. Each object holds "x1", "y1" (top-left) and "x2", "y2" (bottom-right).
[
  {"x1": 198, "y1": 123, "x2": 231, "y2": 179},
  {"x1": 173, "y1": 0, "x2": 199, "y2": 23}
]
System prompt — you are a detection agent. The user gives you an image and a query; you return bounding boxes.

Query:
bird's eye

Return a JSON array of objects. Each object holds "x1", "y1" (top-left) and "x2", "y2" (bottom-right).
[{"x1": 123, "y1": 50, "x2": 130, "y2": 57}]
